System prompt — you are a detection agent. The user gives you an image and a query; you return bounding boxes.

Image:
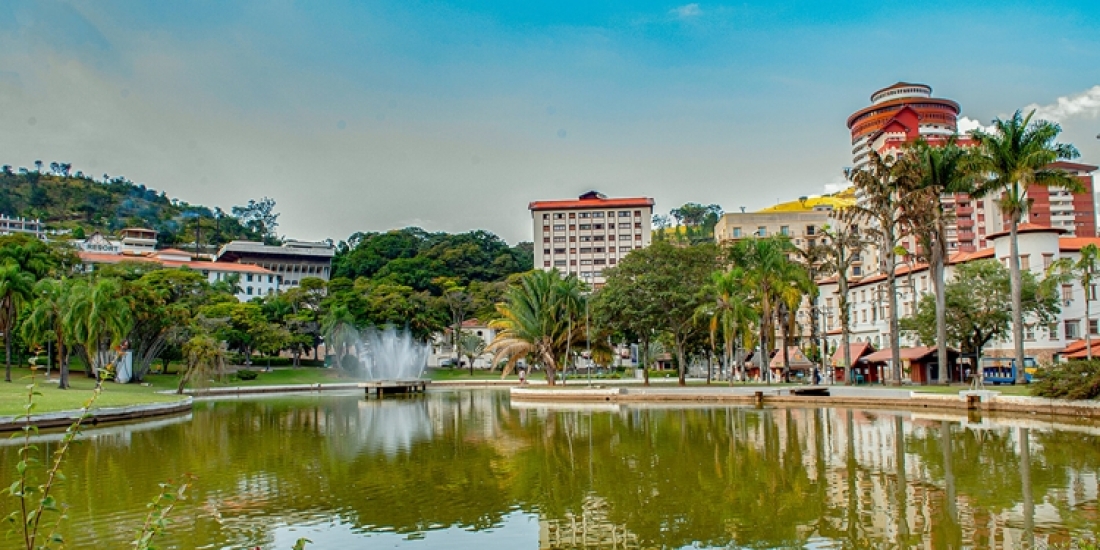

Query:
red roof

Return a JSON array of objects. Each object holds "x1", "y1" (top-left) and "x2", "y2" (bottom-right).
[
  {"x1": 78, "y1": 252, "x2": 274, "y2": 274},
  {"x1": 529, "y1": 196, "x2": 654, "y2": 211},
  {"x1": 830, "y1": 342, "x2": 875, "y2": 366},
  {"x1": 1049, "y1": 161, "x2": 1098, "y2": 173},
  {"x1": 769, "y1": 346, "x2": 814, "y2": 369},
  {"x1": 863, "y1": 346, "x2": 954, "y2": 363},
  {"x1": 156, "y1": 248, "x2": 193, "y2": 256},
  {"x1": 1060, "y1": 237, "x2": 1100, "y2": 252}
]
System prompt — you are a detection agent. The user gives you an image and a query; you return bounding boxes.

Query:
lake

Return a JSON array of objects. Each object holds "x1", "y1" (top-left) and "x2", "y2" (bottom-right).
[{"x1": 2, "y1": 389, "x2": 1098, "y2": 549}]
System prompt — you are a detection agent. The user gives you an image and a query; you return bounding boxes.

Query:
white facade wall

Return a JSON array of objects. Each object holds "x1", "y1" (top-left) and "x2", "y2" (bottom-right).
[
  {"x1": 532, "y1": 202, "x2": 653, "y2": 287},
  {"x1": 817, "y1": 228, "x2": 1095, "y2": 364}
]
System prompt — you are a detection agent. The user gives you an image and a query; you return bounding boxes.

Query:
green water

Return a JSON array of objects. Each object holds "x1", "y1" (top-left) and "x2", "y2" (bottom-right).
[{"x1": 2, "y1": 390, "x2": 1099, "y2": 549}]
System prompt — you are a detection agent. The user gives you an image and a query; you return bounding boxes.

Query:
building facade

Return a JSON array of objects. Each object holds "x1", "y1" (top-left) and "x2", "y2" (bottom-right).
[
  {"x1": 78, "y1": 248, "x2": 281, "y2": 302},
  {"x1": 216, "y1": 240, "x2": 336, "y2": 291},
  {"x1": 0, "y1": 214, "x2": 45, "y2": 239},
  {"x1": 529, "y1": 191, "x2": 654, "y2": 287},
  {"x1": 817, "y1": 225, "x2": 1100, "y2": 371}
]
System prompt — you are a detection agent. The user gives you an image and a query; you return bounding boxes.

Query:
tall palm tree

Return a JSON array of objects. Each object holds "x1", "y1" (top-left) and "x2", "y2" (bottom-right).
[
  {"x1": 697, "y1": 270, "x2": 757, "y2": 383},
  {"x1": 458, "y1": 331, "x2": 487, "y2": 375},
  {"x1": 730, "y1": 236, "x2": 810, "y2": 383},
  {"x1": 849, "y1": 150, "x2": 913, "y2": 385},
  {"x1": 899, "y1": 137, "x2": 978, "y2": 383},
  {"x1": 0, "y1": 263, "x2": 35, "y2": 382},
  {"x1": 487, "y1": 269, "x2": 585, "y2": 385},
  {"x1": 21, "y1": 278, "x2": 75, "y2": 389},
  {"x1": 66, "y1": 278, "x2": 134, "y2": 380},
  {"x1": 970, "y1": 110, "x2": 1082, "y2": 383},
  {"x1": 815, "y1": 223, "x2": 866, "y2": 384},
  {"x1": 1049, "y1": 243, "x2": 1100, "y2": 359},
  {"x1": 321, "y1": 304, "x2": 358, "y2": 370}
]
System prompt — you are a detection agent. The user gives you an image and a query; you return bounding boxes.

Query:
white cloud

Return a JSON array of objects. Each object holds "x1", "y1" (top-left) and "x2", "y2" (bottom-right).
[
  {"x1": 956, "y1": 116, "x2": 994, "y2": 135},
  {"x1": 1024, "y1": 85, "x2": 1100, "y2": 123},
  {"x1": 823, "y1": 176, "x2": 850, "y2": 195},
  {"x1": 670, "y1": 3, "x2": 702, "y2": 18}
]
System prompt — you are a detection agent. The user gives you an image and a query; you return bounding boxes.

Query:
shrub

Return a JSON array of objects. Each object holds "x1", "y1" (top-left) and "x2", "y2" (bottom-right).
[
  {"x1": 235, "y1": 370, "x2": 259, "y2": 381},
  {"x1": 1031, "y1": 360, "x2": 1100, "y2": 400}
]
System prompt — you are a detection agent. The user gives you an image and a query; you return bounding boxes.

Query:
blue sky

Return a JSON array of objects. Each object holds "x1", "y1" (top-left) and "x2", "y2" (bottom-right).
[{"x1": 1, "y1": 0, "x2": 1098, "y2": 243}]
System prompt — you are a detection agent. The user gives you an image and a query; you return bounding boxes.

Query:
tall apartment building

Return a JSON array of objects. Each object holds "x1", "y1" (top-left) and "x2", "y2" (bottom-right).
[
  {"x1": 529, "y1": 191, "x2": 654, "y2": 287},
  {"x1": 847, "y1": 82, "x2": 1097, "y2": 256}
]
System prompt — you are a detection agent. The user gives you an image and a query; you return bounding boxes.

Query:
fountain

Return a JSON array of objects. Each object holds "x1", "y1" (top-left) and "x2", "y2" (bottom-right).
[{"x1": 350, "y1": 326, "x2": 431, "y2": 397}]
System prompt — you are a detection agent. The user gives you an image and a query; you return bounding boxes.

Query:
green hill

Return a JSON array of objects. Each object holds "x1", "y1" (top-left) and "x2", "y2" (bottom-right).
[{"x1": 0, "y1": 162, "x2": 269, "y2": 246}]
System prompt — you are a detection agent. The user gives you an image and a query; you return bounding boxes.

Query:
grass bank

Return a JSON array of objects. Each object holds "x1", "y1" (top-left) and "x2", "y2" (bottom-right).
[{"x1": 0, "y1": 369, "x2": 185, "y2": 417}]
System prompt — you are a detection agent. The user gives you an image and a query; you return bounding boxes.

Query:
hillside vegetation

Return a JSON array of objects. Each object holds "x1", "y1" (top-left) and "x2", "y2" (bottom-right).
[{"x1": 0, "y1": 162, "x2": 271, "y2": 246}]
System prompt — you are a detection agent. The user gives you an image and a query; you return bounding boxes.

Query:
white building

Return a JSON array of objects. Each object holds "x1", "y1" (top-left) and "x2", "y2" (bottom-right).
[
  {"x1": 78, "y1": 248, "x2": 281, "y2": 302},
  {"x1": 0, "y1": 214, "x2": 45, "y2": 239},
  {"x1": 816, "y1": 224, "x2": 1100, "y2": 370},
  {"x1": 216, "y1": 240, "x2": 335, "y2": 291},
  {"x1": 529, "y1": 191, "x2": 654, "y2": 288}
]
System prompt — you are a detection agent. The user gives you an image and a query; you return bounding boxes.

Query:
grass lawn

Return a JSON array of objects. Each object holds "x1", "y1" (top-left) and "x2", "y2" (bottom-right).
[
  {"x1": 0, "y1": 367, "x2": 186, "y2": 417},
  {"x1": 909, "y1": 383, "x2": 1035, "y2": 397}
]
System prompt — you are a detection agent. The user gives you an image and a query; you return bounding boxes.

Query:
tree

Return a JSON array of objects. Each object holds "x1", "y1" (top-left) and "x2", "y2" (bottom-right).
[
  {"x1": 458, "y1": 332, "x2": 487, "y2": 374},
  {"x1": 438, "y1": 278, "x2": 473, "y2": 373},
  {"x1": 66, "y1": 277, "x2": 134, "y2": 379},
  {"x1": 729, "y1": 237, "x2": 812, "y2": 383},
  {"x1": 321, "y1": 304, "x2": 358, "y2": 371},
  {"x1": 697, "y1": 270, "x2": 757, "y2": 383},
  {"x1": 487, "y1": 269, "x2": 585, "y2": 385},
  {"x1": 811, "y1": 223, "x2": 866, "y2": 384},
  {"x1": 199, "y1": 301, "x2": 271, "y2": 364},
  {"x1": 125, "y1": 268, "x2": 211, "y2": 381},
  {"x1": 0, "y1": 263, "x2": 34, "y2": 382},
  {"x1": 970, "y1": 110, "x2": 1082, "y2": 383},
  {"x1": 898, "y1": 137, "x2": 978, "y2": 384},
  {"x1": 21, "y1": 278, "x2": 76, "y2": 389},
  {"x1": 1048, "y1": 244, "x2": 1100, "y2": 359},
  {"x1": 231, "y1": 197, "x2": 280, "y2": 243},
  {"x1": 594, "y1": 241, "x2": 719, "y2": 386},
  {"x1": 848, "y1": 150, "x2": 912, "y2": 385},
  {"x1": 177, "y1": 332, "x2": 227, "y2": 394},
  {"x1": 900, "y1": 259, "x2": 1059, "y2": 377}
]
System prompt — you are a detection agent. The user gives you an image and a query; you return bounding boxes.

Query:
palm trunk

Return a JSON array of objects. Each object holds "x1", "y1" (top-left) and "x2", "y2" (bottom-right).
[
  {"x1": 780, "y1": 309, "x2": 791, "y2": 383},
  {"x1": 886, "y1": 243, "x2": 901, "y2": 386},
  {"x1": 933, "y1": 239, "x2": 948, "y2": 385},
  {"x1": 4, "y1": 331, "x2": 10, "y2": 383},
  {"x1": 676, "y1": 340, "x2": 686, "y2": 386},
  {"x1": 1087, "y1": 296, "x2": 1093, "y2": 360},
  {"x1": 641, "y1": 335, "x2": 650, "y2": 387},
  {"x1": 840, "y1": 278, "x2": 852, "y2": 385},
  {"x1": 1010, "y1": 219, "x2": 1027, "y2": 384},
  {"x1": 758, "y1": 313, "x2": 768, "y2": 383}
]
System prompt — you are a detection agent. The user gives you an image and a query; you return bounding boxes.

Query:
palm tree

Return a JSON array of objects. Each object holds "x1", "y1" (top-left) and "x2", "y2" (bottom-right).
[
  {"x1": 970, "y1": 110, "x2": 1082, "y2": 383},
  {"x1": 321, "y1": 304, "x2": 358, "y2": 370},
  {"x1": 177, "y1": 332, "x2": 227, "y2": 394},
  {"x1": 899, "y1": 137, "x2": 978, "y2": 383},
  {"x1": 0, "y1": 263, "x2": 35, "y2": 382},
  {"x1": 487, "y1": 269, "x2": 585, "y2": 385},
  {"x1": 458, "y1": 331, "x2": 487, "y2": 375},
  {"x1": 815, "y1": 223, "x2": 866, "y2": 384},
  {"x1": 1049, "y1": 244, "x2": 1100, "y2": 359},
  {"x1": 848, "y1": 150, "x2": 913, "y2": 385},
  {"x1": 66, "y1": 278, "x2": 133, "y2": 380},
  {"x1": 697, "y1": 270, "x2": 757, "y2": 383},
  {"x1": 730, "y1": 236, "x2": 810, "y2": 383},
  {"x1": 21, "y1": 278, "x2": 75, "y2": 389}
]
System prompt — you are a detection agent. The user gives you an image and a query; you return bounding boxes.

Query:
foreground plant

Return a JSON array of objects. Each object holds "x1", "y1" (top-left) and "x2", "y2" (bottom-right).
[{"x1": 4, "y1": 373, "x2": 100, "y2": 549}]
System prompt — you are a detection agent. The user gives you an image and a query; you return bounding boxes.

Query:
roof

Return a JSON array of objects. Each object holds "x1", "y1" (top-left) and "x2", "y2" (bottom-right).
[
  {"x1": 156, "y1": 248, "x2": 193, "y2": 256},
  {"x1": 1049, "y1": 161, "x2": 1098, "y2": 173},
  {"x1": 217, "y1": 240, "x2": 335, "y2": 261},
  {"x1": 984, "y1": 223, "x2": 1067, "y2": 241},
  {"x1": 830, "y1": 342, "x2": 875, "y2": 367},
  {"x1": 757, "y1": 195, "x2": 855, "y2": 213},
  {"x1": 78, "y1": 252, "x2": 275, "y2": 274},
  {"x1": 1060, "y1": 339, "x2": 1100, "y2": 359},
  {"x1": 1059, "y1": 237, "x2": 1100, "y2": 252},
  {"x1": 529, "y1": 193, "x2": 655, "y2": 212},
  {"x1": 769, "y1": 346, "x2": 815, "y2": 369},
  {"x1": 863, "y1": 346, "x2": 956, "y2": 363}
]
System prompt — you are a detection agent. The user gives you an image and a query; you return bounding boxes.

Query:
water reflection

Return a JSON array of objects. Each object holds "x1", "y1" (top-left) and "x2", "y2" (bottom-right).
[{"x1": 1, "y1": 390, "x2": 1099, "y2": 549}]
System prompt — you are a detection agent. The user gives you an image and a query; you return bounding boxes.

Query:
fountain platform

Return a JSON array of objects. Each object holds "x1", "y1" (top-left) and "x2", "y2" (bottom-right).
[{"x1": 358, "y1": 380, "x2": 430, "y2": 397}]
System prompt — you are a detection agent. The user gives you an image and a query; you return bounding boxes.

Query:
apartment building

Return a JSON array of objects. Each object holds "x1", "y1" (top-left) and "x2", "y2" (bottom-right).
[
  {"x1": 529, "y1": 191, "x2": 654, "y2": 287},
  {"x1": 78, "y1": 248, "x2": 280, "y2": 302}
]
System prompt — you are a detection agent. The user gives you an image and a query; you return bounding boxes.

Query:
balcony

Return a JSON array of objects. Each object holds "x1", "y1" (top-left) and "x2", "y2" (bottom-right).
[
  {"x1": 956, "y1": 218, "x2": 974, "y2": 228},
  {"x1": 957, "y1": 231, "x2": 975, "y2": 240},
  {"x1": 956, "y1": 206, "x2": 973, "y2": 216}
]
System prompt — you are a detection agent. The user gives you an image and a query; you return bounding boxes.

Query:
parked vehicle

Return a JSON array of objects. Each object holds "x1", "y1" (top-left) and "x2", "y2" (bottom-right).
[{"x1": 980, "y1": 356, "x2": 1036, "y2": 384}]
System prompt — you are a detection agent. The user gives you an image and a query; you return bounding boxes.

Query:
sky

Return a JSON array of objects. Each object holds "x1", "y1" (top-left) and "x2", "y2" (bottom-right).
[{"x1": 1, "y1": 0, "x2": 1098, "y2": 245}]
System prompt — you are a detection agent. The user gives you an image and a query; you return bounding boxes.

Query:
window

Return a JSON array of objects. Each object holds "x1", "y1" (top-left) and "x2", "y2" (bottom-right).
[
  {"x1": 594, "y1": 259, "x2": 606, "y2": 265},
  {"x1": 580, "y1": 259, "x2": 593, "y2": 265},
  {"x1": 579, "y1": 224, "x2": 591, "y2": 230},
  {"x1": 1066, "y1": 320, "x2": 1080, "y2": 339},
  {"x1": 268, "y1": 275, "x2": 274, "y2": 283},
  {"x1": 593, "y1": 212, "x2": 604, "y2": 218},
  {"x1": 1024, "y1": 325, "x2": 1036, "y2": 341},
  {"x1": 593, "y1": 235, "x2": 604, "y2": 241},
  {"x1": 619, "y1": 211, "x2": 631, "y2": 217},
  {"x1": 543, "y1": 213, "x2": 549, "y2": 220},
  {"x1": 579, "y1": 212, "x2": 590, "y2": 218},
  {"x1": 732, "y1": 227, "x2": 742, "y2": 238},
  {"x1": 553, "y1": 224, "x2": 565, "y2": 231},
  {"x1": 620, "y1": 246, "x2": 632, "y2": 252},
  {"x1": 1091, "y1": 319, "x2": 1099, "y2": 336},
  {"x1": 1063, "y1": 284, "x2": 1073, "y2": 305},
  {"x1": 554, "y1": 213, "x2": 565, "y2": 219},
  {"x1": 553, "y1": 236, "x2": 566, "y2": 242},
  {"x1": 1091, "y1": 284, "x2": 1097, "y2": 301},
  {"x1": 246, "y1": 274, "x2": 254, "y2": 282},
  {"x1": 1043, "y1": 254, "x2": 1054, "y2": 269},
  {"x1": 593, "y1": 223, "x2": 604, "y2": 230},
  {"x1": 853, "y1": 266, "x2": 862, "y2": 276},
  {"x1": 757, "y1": 226, "x2": 767, "y2": 237},
  {"x1": 580, "y1": 247, "x2": 592, "y2": 254},
  {"x1": 553, "y1": 248, "x2": 565, "y2": 254},
  {"x1": 580, "y1": 236, "x2": 592, "y2": 242},
  {"x1": 780, "y1": 226, "x2": 790, "y2": 236},
  {"x1": 554, "y1": 260, "x2": 566, "y2": 266},
  {"x1": 806, "y1": 225, "x2": 816, "y2": 236},
  {"x1": 1048, "y1": 322, "x2": 1059, "y2": 340},
  {"x1": 543, "y1": 237, "x2": 551, "y2": 243},
  {"x1": 543, "y1": 248, "x2": 550, "y2": 255},
  {"x1": 1021, "y1": 255, "x2": 1030, "y2": 270},
  {"x1": 247, "y1": 286, "x2": 253, "y2": 295}
]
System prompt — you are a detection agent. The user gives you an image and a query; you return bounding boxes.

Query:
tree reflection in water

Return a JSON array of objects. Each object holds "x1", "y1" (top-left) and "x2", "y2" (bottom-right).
[{"x1": 2, "y1": 391, "x2": 1099, "y2": 548}]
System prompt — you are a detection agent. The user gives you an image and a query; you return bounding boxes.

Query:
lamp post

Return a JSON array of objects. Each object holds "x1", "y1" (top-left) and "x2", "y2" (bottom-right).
[{"x1": 583, "y1": 272, "x2": 593, "y2": 387}]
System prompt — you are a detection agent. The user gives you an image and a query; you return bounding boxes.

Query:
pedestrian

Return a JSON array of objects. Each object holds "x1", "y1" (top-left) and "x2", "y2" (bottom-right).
[{"x1": 518, "y1": 366, "x2": 527, "y2": 385}]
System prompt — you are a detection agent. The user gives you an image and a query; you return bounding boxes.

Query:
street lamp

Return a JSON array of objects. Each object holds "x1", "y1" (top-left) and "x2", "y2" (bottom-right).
[{"x1": 582, "y1": 272, "x2": 593, "y2": 387}]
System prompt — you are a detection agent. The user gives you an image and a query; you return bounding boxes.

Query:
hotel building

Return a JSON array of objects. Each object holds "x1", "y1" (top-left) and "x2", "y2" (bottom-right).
[
  {"x1": 529, "y1": 191, "x2": 654, "y2": 287},
  {"x1": 847, "y1": 82, "x2": 1096, "y2": 256},
  {"x1": 216, "y1": 240, "x2": 336, "y2": 291}
]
